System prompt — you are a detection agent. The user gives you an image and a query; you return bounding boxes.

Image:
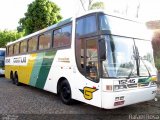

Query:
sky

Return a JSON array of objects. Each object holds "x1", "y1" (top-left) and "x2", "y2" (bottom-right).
[{"x1": 0, "y1": 0, "x2": 160, "y2": 30}]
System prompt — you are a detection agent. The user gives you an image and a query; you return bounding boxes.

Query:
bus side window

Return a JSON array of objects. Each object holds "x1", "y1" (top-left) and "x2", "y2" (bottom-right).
[
  {"x1": 53, "y1": 29, "x2": 62, "y2": 48},
  {"x1": 53, "y1": 24, "x2": 72, "y2": 48},
  {"x1": 86, "y1": 39, "x2": 99, "y2": 81},
  {"x1": 13, "y1": 43, "x2": 19, "y2": 55},
  {"x1": 28, "y1": 37, "x2": 37, "y2": 52},
  {"x1": 20, "y1": 40, "x2": 27, "y2": 54},
  {"x1": 39, "y1": 31, "x2": 52, "y2": 50},
  {"x1": 76, "y1": 15, "x2": 97, "y2": 37},
  {"x1": 9, "y1": 45, "x2": 13, "y2": 56}
]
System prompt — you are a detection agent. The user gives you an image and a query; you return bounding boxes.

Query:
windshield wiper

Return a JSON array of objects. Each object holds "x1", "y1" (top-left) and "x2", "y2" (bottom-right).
[
  {"x1": 126, "y1": 58, "x2": 137, "y2": 79},
  {"x1": 127, "y1": 46, "x2": 139, "y2": 79},
  {"x1": 139, "y1": 56, "x2": 151, "y2": 77}
]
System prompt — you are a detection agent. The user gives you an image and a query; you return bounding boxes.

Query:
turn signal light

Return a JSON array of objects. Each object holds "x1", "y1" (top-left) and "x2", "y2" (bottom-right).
[{"x1": 106, "y1": 85, "x2": 112, "y2": 91}]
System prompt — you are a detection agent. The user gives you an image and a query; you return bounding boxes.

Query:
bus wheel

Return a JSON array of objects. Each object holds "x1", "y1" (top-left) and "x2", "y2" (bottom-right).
[
  {"x1": 14, "y1": 73, "x2": 20, "y2": 86},
  {"x1": 10, "y1": 72, "x2": 15, "y2": 84},
  {"x1": 60, "y1": 80, "x2": 72, "y2": 105}
]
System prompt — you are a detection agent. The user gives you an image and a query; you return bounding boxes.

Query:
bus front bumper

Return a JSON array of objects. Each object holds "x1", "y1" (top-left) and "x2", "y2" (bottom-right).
[{"x1": 101, "y1": 86, "x2": 157, "y2": 109}]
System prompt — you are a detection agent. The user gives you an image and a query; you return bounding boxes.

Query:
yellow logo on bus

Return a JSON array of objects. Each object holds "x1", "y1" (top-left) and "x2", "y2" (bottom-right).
[{"x1": 79, "y1": 87, "x2": 98, "y2": 100}]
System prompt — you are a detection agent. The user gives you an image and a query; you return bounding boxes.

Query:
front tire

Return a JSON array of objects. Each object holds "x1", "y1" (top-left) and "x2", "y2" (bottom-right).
[{"x1": 59, "y1": 80, "x2": 72, "y2": 105}]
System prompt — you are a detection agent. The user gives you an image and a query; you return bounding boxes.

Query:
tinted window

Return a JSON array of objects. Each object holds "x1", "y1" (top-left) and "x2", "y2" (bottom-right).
[
  {"x1": 39, "y1": 31, "x2": 52, "y2": 50},
  {"x1": 28, "y1": 37, "x2": 37, "y2": 52},
  {"x1": 0, "y1": 51, "x2": 5, "y2": 56},
  {"x1": 86, "y1": 40, "x2": 99, "y2": 80},
  {"x1": 14, "y1": 43, "x2": 19, "y2": 54},
  {"x1": 20, "y1": 41, "x2": 27, "y2": 54},
  {"x1": 54, "y1": 29, "x2": 61, "y2": 47},
  {"x1": 53, "y1": 24, "x2": 71, "y2": 48},
  {"x1": 9, "y1": 46, "x2": 13, "y2": 56},
  {"x1": 76, "y1": 15, "x2": 97, "y2": 36}
]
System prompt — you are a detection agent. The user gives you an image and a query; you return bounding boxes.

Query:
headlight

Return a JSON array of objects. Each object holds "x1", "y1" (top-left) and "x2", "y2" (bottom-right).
[{"x1": 150, "y1": 81, "x2": 157, "y2": 87}]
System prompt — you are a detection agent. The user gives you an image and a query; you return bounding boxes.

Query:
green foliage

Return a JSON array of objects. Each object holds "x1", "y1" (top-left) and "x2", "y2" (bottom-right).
[
  {"x1": 0, "y1": 30, "x2": 24, "y2": 48},
  {"x1": 18, "y1": 0, "x2": 62, "y2": 35},
  {"x1": 80, "y1": 0, "x2": 105, "y2": 11},
  {"x1": 89, "y1": 2, "x2": 105, "y2": 10}
]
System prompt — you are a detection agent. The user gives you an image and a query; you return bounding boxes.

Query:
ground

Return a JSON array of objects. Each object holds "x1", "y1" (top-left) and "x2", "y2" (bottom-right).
[{"x1": 0, "y1": 77, "x2": 159, "y2": 120}]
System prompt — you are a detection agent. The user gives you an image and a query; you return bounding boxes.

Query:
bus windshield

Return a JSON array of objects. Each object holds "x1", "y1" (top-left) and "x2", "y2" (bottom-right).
[
  {"x1": 99, "y1": 14, "x2": 157, "y2": 78},
  {"x1": 102, "y1": 35, "x2": 136, "y2": 78},
  {"x1": 102, "y1": 35, "x2": 157, "y2": 78},
  {"x1": 135, "y1": 39, "x2": 157, "y2": 76},
  {"x1": 99, "y1": 14, "x2": 151, "y2": 40}
]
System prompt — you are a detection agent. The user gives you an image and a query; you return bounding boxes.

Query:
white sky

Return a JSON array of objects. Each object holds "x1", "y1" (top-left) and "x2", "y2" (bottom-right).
[{"x1": 0, "y1": 0, "x2": 160, "y2": 30}]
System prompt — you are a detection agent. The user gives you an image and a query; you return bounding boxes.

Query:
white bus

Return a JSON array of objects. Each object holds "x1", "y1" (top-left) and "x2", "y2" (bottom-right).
[
  {"x1": 0, "y1": 48, "x2": 5, "y2": 76},
  {"x1": 5, "y1": 10, "x2": 157, "y2": 109}
]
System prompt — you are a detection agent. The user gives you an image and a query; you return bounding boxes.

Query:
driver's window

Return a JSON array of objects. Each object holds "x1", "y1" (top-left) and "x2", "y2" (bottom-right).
[{"x1": 86, "y1": 39, "x2": 99, "y2": 81}]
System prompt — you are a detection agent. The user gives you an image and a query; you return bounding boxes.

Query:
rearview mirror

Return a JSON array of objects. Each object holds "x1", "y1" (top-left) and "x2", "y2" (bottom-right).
[{"x1": 99, "y1": 38, "x2": 106, "y2": 61}]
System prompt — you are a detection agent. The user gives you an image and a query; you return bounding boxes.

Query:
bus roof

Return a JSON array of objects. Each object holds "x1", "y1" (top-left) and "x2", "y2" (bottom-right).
[
  {"x1": 0, "y1": 48, "x2": 6, "y2": 51},
  {"x1": 6, "y1": 10, "x2": 141, "y2": 46},
  {"x1": 7, "y1": 17, "x2": 73, "y2": 46}
]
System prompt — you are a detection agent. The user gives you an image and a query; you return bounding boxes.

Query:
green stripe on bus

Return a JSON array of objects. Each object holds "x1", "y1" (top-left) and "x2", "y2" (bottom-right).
[
  {"x1": 35, "y1": 51, "x2": 56, "y2": 89},
  {"x1": 29, "y1": 53, "x2": 44, "y2": 86}
]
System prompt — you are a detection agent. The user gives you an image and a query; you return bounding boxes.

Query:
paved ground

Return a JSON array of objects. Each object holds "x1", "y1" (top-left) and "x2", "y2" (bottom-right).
[{"x1": 0, "y1": 77, "x2": 160, "y2": 120}]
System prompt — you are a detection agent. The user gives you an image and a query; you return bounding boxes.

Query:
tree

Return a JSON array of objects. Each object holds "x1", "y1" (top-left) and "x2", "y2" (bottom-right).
[
  {"x1": 18, "y1": 0, "x2": 62, "y2": 35},
  {"x1": 80, "y1": 0, "x2": 105, "y2": 11},
  {"x1": 0, "y1": 30, "x2": 24, "y2": 48},
  {"x1": 89, "y1": 2, "x2": 105, "y2": 10}
]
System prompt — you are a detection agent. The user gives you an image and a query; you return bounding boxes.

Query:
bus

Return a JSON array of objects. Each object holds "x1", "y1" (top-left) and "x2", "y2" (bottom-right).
[
  {"x1": 5, "y1": 10, "x2": 158, "y2": 109},
  {"x1": 0, "y1": 48, "x2": 5, "y2": 76}
]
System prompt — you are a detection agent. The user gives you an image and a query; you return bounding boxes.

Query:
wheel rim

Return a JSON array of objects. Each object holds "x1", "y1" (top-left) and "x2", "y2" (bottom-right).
[
  {"x1": 15, "y1": 77, "x2": 18, "y2": 84},
  {"x1": 61, "y1": 85, "x2": 71, "y2": 100}
]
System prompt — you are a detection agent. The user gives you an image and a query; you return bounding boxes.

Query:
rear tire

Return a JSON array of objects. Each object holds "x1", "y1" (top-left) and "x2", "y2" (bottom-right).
[
  {"x1": 10, "y1": 72, "x2": 15, "y2": 84},
  {"x1": 14, "y1": 73, "x2": 20, "y2": 86},
  {"x1": 59, "y1": 80, "x2": 73, "y2": 105}
]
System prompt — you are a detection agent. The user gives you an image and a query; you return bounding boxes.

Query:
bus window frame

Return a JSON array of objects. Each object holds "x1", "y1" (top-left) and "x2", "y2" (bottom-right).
[
  {"x1": 8, "y1": 45, "x2": 13, "y2": 56},
  {"x1": 28, "y1": 36, "x2": 38, "y2": 53},
  {"x1": 75, "y1": 13, "x2": 101, "y2": 83},
  {"x1": 38, "y1": 30, "x2": 53, "y2": 51},
  {"x1": 20, "y1": 40, "x2": 28, "y2": 54},
  {"x1": 53, "y1": 23, "x2": 72, "y2": 49},
  {"x1": 13, "y1": 43, "x2": 20, "y2": 55},
  {"x1": 75, "y1": 13, "x2": 99, "y2": 39}
]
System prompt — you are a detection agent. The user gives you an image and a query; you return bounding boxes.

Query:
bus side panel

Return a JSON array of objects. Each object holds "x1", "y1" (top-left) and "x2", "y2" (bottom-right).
[
  {"x1": 5, "y1": 54, "x2": 37, "y2": 84},
  {"x1": 35, "y1": 51, "x2": 56, "y2": 89},
  {"x1": 18, "y1": 54, "x2": 37, "y2": 84},
  {"x1": 44, "y1": 49, "x2": 72, "y2": 93},
  {"x1": 29, "y1": 53, "x2": 44, "y2": 86},
  {"x1": 5, "y1": 65, "x2": 14, "y2": 79}
]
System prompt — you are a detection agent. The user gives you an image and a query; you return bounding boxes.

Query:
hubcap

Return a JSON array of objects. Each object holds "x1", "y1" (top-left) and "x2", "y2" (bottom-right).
[{"x1": 62, "y1": 86, "x2": 70, "y2": 100}]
